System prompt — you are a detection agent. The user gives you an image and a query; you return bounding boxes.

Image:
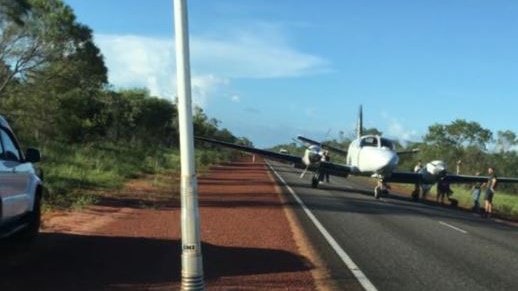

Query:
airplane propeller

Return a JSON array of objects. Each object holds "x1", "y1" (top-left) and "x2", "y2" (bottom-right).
[
  {"x1": 300, "y1": 167, "x2": 309, "y2": 178},
  {"x1": 293, "y1": 137, "x2": 322, "y2": 179}
]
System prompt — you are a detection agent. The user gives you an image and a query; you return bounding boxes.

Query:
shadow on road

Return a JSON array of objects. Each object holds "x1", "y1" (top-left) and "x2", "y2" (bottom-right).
[{"x1": 0, "y1": 232, "x2": 312, "y2": 290}]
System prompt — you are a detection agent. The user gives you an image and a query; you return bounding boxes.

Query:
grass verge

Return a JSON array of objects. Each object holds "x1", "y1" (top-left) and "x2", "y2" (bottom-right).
[
  {"x1": 38, "y1": 142, "x2": 232, "y2": 210},
  {"x1": 350, "y1": 176, "x2": 518, "y2": 221}
]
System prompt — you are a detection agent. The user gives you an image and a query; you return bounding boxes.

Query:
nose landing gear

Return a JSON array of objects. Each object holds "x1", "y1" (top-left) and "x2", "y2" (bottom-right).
[{"x1": 374, "y1": 180, "x2": 390, "y2": 199}]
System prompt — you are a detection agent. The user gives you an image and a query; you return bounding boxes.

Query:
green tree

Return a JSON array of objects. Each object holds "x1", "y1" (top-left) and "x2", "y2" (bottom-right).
[
  {"x1": 1, "y1": 0, "x2": 108, "y2": 144},
  {"x1": 135, "y1": 95, "x2": 177, "y2": 146},
  {"x1": 495, "y1": 130, "x2": 518, "y2": 154},
  {"x1": 363, "y1": 127, "x2": 383, "y2": 136},
  {"x1": 421, "y1": 119, "x2": 494, "y2": 175},
  {"x1": 424, "y1": 119, "x2": 492, "y2": 150},
  {"x1": 1, "y1": 0, "x2": 84, "y2": 96},
  {"x1": 193, "y1": 106, "x2": 219, "y2": 138},
  {"x1": 104, "y1": 89, "x2": 144, "y2": 144},
  {"x1": 55, "y1": 88, "x2": 107, "y2": 142},
  {"x1": 103, "y1": 89, "x2": 178, "y2": 147},
  {"x1": 0, "y1": 0, "x2": 31, "y2": 25}
]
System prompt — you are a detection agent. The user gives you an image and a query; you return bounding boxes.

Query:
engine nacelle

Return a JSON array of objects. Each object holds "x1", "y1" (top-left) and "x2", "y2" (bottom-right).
[
  {"x1": 302, "y1": 145, "x2": 322, "y2": 166},
  {"x1": 420, "y1": 160, "x2": 448, "y2": 184}
]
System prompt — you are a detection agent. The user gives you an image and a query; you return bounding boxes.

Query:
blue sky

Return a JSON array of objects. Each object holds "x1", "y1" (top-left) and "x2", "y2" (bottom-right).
[{"x1": 64, "y1": 0, "x2": 518, "y2": 148}]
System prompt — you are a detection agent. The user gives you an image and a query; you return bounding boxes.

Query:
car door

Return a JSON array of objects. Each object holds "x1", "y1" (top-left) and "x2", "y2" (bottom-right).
[{"x1": 0, "y1": 127, "x2": 31, "y2": 221}]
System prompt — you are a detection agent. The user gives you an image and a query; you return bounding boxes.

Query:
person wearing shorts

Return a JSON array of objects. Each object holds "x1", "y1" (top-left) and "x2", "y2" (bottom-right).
[{"x1": 484, "y1": 167, "x2": 497, "y2": 218}]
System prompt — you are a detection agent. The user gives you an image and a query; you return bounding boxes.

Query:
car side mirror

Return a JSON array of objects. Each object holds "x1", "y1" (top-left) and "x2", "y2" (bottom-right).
[{"x1": 25, "y1": 148, "x2": 41, "y2": 163}]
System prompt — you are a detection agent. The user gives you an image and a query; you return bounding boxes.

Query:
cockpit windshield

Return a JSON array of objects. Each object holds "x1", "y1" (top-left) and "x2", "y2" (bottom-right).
[
  {"x1": 360, "y1": 136, "x2": 394, "y2": 150},
  {"x1": 360, "y1": 136, "x2": 378, "y2": 147}
]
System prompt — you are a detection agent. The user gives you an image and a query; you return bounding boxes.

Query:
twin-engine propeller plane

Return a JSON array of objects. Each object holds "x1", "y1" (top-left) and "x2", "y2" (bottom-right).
[{"x1": 196, "y1": 106, "x2": 518, "y2": 199}]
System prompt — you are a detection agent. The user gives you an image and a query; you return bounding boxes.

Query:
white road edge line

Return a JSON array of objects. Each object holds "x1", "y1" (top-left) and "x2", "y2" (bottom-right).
[
  {"x1": 266, "y1": 161, "x2": 378, "y2": 291},
  {"x1": 439, "y1": 221, "x2": 468, "y2": 234}
]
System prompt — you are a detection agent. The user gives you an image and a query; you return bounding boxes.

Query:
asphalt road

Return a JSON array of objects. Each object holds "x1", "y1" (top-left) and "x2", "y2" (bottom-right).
[{"x1": 267, "y1": 161, "x2": 518, "y2": 291}]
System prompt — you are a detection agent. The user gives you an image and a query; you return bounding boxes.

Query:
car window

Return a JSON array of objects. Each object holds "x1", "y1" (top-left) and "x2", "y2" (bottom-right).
[{"x1": 0, "y1": 128, "x2": 21, "y2": 161}]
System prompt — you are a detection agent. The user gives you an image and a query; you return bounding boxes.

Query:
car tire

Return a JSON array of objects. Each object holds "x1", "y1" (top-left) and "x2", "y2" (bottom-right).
[{"x1": 17, "y1": 190, "x2": 42, "y2": 242}]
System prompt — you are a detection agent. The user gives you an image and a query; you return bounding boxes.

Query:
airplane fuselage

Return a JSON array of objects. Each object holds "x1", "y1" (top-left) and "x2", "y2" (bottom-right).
[{"x1": 346, "y1": 135, "x2": 399, "y2": 177}]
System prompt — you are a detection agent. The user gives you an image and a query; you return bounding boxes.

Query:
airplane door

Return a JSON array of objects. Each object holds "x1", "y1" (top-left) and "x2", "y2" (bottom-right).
[{"x1": 0, "y1": 128, "x2": 30, "y2": 220}]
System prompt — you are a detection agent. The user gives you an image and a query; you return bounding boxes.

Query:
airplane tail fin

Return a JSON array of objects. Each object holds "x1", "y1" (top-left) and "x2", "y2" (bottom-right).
[{"x1": 356, "y1": 105, "x2": 363, "y2": 139}]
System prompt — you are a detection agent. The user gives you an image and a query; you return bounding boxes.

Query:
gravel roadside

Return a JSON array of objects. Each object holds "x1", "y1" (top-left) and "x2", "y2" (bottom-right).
[{"x1": 11, "y1": 156, "x2": 330, "y2": 290}]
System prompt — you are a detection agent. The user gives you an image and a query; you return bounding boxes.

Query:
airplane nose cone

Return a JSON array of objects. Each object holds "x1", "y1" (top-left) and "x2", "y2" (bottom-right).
[
  {"x1": 359, "y1": 148, "x2": 399, "y2": 173},
  {"x1": 377, "y1": 151, "x2": 399, "y2": 171},
  {"x1": 309, "y1": 152, "x2": 322, "y2": 163}
]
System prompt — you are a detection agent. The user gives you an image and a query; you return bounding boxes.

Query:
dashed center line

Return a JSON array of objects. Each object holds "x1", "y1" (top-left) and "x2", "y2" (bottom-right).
[{"x1": 439, "y1": 221, "x2": 468, "y2": 234}]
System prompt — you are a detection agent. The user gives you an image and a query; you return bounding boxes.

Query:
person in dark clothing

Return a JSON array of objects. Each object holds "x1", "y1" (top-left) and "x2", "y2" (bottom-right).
[
  {"x1": 483, "y1": 167, "x2": 497, "y2": 218},
  {"x1": 412, "y1": 161, "x2": 423, "y2": 201},
  {"x1": 436, "y1": 177, "x2": 453, "y2": 205},
  {"x1": 322, "y1": 150, "x2": 330, "y2": 182}
]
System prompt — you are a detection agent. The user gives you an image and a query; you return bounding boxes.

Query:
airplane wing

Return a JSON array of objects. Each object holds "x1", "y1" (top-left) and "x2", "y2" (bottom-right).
[
  {"x1": 318, "y1": 161, "x2": 353, "y2": 177},
  {"x1": 196, "y1": 136, "x2": 353, "y2": 177},
  {"x1": 384, "y1": 171, "x2": 422, "y2": 184},
  {"x1": 443, "y1": 174, "x2": 518, "y2": 184},
  {"x1": 384, "y1": 170, "x2": 518, "y2": 185},
  {"x1": 397, "y1": 148, "x2": 419, "y2": 155},
  {"x1": 196, "y1": 136, "x2": 302, "y2": 164},
  {"x1": 297, "y1": 135, "x2": 348, "y2": 156}
]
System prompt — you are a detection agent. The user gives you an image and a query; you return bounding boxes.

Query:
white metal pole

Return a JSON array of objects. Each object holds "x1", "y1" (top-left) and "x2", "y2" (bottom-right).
[{"x1": 173, "y1": 0, "x2": 204, "y2": 290}]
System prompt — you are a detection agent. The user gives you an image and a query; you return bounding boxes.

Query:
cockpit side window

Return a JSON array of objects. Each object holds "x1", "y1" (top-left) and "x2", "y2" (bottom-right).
[{"x1": 380, "y1": 138, "x2": 394, "y2": 150}]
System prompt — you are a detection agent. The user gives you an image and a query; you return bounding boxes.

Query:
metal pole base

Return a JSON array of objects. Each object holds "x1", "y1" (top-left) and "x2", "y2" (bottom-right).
[{"x1": 181, "y1": 275, "x2": 205, "y2": 291}]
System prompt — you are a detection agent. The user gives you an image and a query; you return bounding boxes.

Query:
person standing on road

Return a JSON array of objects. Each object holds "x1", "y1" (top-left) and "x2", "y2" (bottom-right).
[
  {"x1": 483, "y1": 167, "x2": 497, "y2": 218},
  {"x1": 436, "y1": 177, "x2": 453, "y2": 205},
  {"x1": 414, "y1": 161, "x2": 423, "y2": 173},
  {"x1": 321, "y1": 150, "x2": 331, "y2": 183},
  {"x1": 471, "y1": 172, "x2": 481, "y2": 212},
  {"x1": 412, "y1": 161, "x2": 423, "y2": 200}
]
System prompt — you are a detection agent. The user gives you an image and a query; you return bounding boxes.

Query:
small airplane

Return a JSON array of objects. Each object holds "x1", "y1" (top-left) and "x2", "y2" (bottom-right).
[{"x1": 196, "y1": 106, "x2": 518, "y2": 199}]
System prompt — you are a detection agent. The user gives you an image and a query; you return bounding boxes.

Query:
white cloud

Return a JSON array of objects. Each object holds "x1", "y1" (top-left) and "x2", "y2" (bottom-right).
[
  {"x1": 230, "y1": 94, "x2": 240, "y2": 102},
  {"x1": 94, "y1": 26, "x2": 329, "y2": 108},
  {"x1": 95, "y1": 34, "x2": 176, "y2": 100},
  {"x1": 191, "y1": 75, "x2": 229, "y2": 108},
  {"x1": 190, "y1": 34, "x2": 329, "y2": 78},
  {"x1": 387, "y1": 119, "x2": 419, "y2": 144},
  {"x1": 379, "y1": 110, "x2": 420, "y2": 144}
]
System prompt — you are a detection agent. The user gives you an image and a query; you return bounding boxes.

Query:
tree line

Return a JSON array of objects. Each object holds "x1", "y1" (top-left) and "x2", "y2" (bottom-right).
[
  {"x1": 0, "y1": 0, "x2": 238, "y2": 149},
  {"x1": 3, "y1": 0, "x2": 518, "y2": 194},
  {"x1": 278, "y1": 120, "x2": 518, "y2": 193},
  {"x1": 412, "y1": 120, "x2": 518, "y2": 192}
]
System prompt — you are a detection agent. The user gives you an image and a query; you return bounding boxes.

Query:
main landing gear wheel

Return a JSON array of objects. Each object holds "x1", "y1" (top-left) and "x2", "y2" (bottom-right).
[
  {"x1": 311, "y1": 175, "x2": 319, "y2": 188},
  {"x1": 411, "y1": 189, "x2": 419, "y2": 201},
  {"x1": 374, "y1": 180, "x2": 390, "y2": 199},
  {"x1": 374, "y1": 186, "x2": 381, "y2": 199},
  {"x1": 17, "y1": 191, "x2": 42, "y2": 242}
]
